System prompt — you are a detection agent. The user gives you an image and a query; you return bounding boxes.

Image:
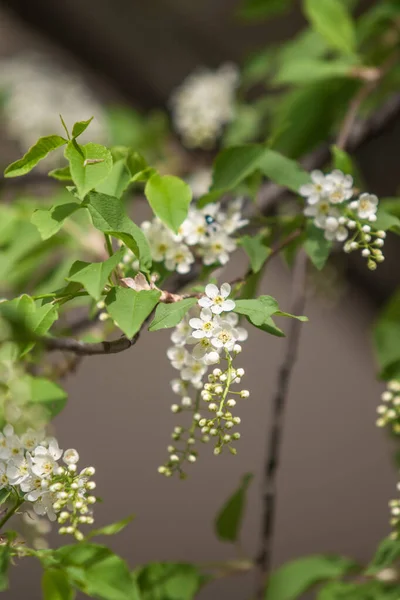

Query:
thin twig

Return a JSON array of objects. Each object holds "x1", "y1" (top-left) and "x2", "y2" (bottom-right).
[{"x1": 255, "y1": 251, "x2": 308, "y2": 599}]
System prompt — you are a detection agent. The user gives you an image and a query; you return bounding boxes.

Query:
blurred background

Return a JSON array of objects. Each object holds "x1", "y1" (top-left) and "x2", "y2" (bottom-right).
[{"x1": 0, "y1": 1, "x2": 399, "y2": 598}]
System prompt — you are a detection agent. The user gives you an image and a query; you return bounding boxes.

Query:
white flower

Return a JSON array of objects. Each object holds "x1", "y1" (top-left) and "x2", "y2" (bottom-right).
[
  {"x1": 198, "y1": 283, "x2": 236, "y2": 315},
  {"x1": 299, "y1": 170, "x2": 332, "y2": 205},
  {"x1": 325, "y1": 170, "x2": 353, "y2": 204},
  {"x1": 211, "y1": 323, "x2": 238, "y2": 351},
  {"x1": 170, "y1": 379, "x2": 187, "y2": 396},
  {"x1": 355, "y1": 193, "x2": 379, "y2": 220},
  {"x1": 217, "y1": 198, "x2": 249, "y2": 234},
  {"x1": 186, "y1": 168, "x2": 212, "y2": 199},
  {"x1": 0, "y1": 463, "x2": 10, "y2": 489},
  {"x1": 190, "y1": 336, "x2": 221, "y2": 364},
  {"x1": 63, "y1": 449, "x2": 79, "y2": 465},
  {"x1": 20, "y1": 429, "x2": 44, "y2": 452},
  {"x1": 171, "y1": 318, "x2": 192, "y2": 346},
  {"x1": 150, "y1": 231, "x2": 176, "y2": 262},
  {"x1": 323, "y1": 216, "x2": 348, "y2": 242},
  {"x1": 201, "y1": 232, "x2": 237, "y2": 266},
  {"x1": 180, "y1": 356, "x2": 207, "y2": 386},
  {"x1": 189, "y1": 308, "x2": 216, "y2": 339},
  {"x1": 167, "y1": 346, "x2": 189, "y2": 370},
  {"x1": 7, "y1": 454, "x2": 32, "y2": 486},
  {"x1": 304, "y1": 198, "x2": 339, "y2": 230},
  {"x1": 181, "y1": 209, "x2": 209, "y2": 246},
  {"x1": 33, "y1": 492, "x2": 57, "y2": 522},
  {"x1": 165, "y1": 244, "x2": 195, "y2": 274}
]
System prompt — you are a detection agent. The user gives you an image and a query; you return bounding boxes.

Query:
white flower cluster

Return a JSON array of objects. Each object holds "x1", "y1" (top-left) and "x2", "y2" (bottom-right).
[
  {"x1": 0, "y1": 425, "x2": 96, "y2": 540},
  {"x1": 121, "y1": 198, "x2": 248, "y2": 275},
  {"x1": 170, "y1": 63, "x2": 239, "y2": 148},
  {"x1": 301, "y1": 170, "x2": 386, "y2": 269},
  {"x1": 0, "y1": 52, "x2": 107, "y2": 165},
  {"x1": 377, "y1": 381, "x2": 400, "y2": 434},
  {"x1": 158, "y1": 283, "x2": 250, "y2": 476}
]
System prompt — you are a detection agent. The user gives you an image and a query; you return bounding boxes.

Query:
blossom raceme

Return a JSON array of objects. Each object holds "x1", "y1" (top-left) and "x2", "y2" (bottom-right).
[
  {"x1": 376, "y1": 380, "x2": 400, "y2": 435},
  {"x1": 300, "y1": 169, "x2": 385, "y2": 269},
  {"x1": 159, "y1": 283, "x2": 250, "y2": 477},
  {"x1": 0, "y1": 425, "x2": 96, "y2": 540}
]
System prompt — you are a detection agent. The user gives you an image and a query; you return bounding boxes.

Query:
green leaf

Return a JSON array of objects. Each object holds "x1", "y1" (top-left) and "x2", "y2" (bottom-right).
[
  {"x1": 258, "y1": 149, "x2": 311, "y2": 192},
  {"x1": 29, "y1": 303, "x2": 58, "y2": 336},
  {"x1": 65, "y1": 142, "x2": 113, "y2": 199},
  {"x1": 234, "y1": 296, "x2": 279, "y2": 326},
  {"x1": 238, "y1": 0, "x2": 294, "y2": 19},
  {"x1": 56, "y1": 544, "x2": 140, "y2": 600},
  {"x1": 85, "y1": 191, "x2": 152, "y2": 272},
  {"x1": 48, "y1": 166, "x2": 73, "y2": 181},
  {"x1": 67, "y1": 249, "x2": 125, "y2": 300},
  {"x1": 303, "y1": 0, "x2": 357, "y2": 56},
  {"x1": 0, "y1": 489, "x2": 11, "y2": 505},
  {"x1": 239, "y1": 235, "x2": 271, "y2": 273},
  {"x1": 275, "y1": 311, "x2": 308, "y2": 322},
  {"x1": 136, "y1": 562, "x2": 202, "y2": 600},
  {"x1": 96, "y1": 159, "x2": 131, "y2": 199},
  {"x1": 366, "y1": 537, "x2": 400, "y2": 575},
  {"x1": 72, "y1": 117, "x2": 93, "y2": 139},
  {"x1": 265, "y1": 554, "x2": 358, "y2": 600},
  {"x1": 42, "y1": 569, "x2": 75, "y2": 600},
  {"x1": 148, "y1": 298, "x2": 198, "y2": 332},
  {"x1": 331, "y1": 145, "x2": 354, "y2": 175},
  {"x1": 87, "y1": 515, "x2": 135, "y2": 539},
  {"x1": 0, "y1": 545, "x2": 11, "y2": 592},
  {"x1": 374, "y1": 209, "x2": 400, "y2": 233},
  {"x1": 303, "y1": 222, "x2": 332, "y2": 270},
  {"x1": 258, "y1": 316, "x2": 286, "y2": 337},
  {"x1": 4, "y1": 135, "x2": 67, "y2": 178},
  {"x1": 211, "y1": 145, "x2": 267, "y2": 191},
  {"x1": 372, "y1": 289, "x2": 400, "y2": 377},
  {"x1": 145, "y1": 174, "x2": 192, "y2": 234},
  {"x1": 274, "y1": 57, "x2": 356, "y2": 86},
  {"x1": 31, "y1": 203, "x2": 81, "y2": 240},
  {"x1": 30, "y1": 377, "x2": 67, "y2": 419},
  {"x1": 215, "y1": 473, "x2": 253, "y2": 543},
  {"x1": 106, "y1": 288, "x2": 160, "y2": 338}
]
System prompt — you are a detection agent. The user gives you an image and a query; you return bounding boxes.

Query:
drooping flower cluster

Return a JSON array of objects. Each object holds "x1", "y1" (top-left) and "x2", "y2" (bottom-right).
[
  {"x1": 376, "y1": 381, "x2": 400, "y2": 435},
  {"x1": 170, "y1": 63, "x2": 239, "y2": 148},
  {"x1": 0, "y1": 52, "x2": 107, "y2": 164},
  {"x1": 301, "y1": 170, "x2": 386, "y2": 269},
  {"x1": 120, "y1": 198, "x2": 248, "y2": 275},
  {"x1": 0, "y1": 425, "x2": 96, "y2": 540},
  {"x1": 158, "y1": 283, "x2": 250, "y2": 477}
]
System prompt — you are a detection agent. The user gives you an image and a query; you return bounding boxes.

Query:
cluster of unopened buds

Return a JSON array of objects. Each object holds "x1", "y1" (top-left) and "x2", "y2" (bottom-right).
[
  {"x1": 169, "y1": 63, "x2": 239, "y2": 149},
  {"x1": 376, "y1": 381, "x2": 400, "y2": 435},
  {"x1": 0, "y1": 425, "x2": 96, "y2": 540},
  {"x1": 119, "y1": 198, "x2": 248, "y2": 276},
  {"x1": 158, "y1": 283, "x2": 250, "y2": 477},
  {"x1": 301, "y1": 169, "x2": 386, "y2": 270}
]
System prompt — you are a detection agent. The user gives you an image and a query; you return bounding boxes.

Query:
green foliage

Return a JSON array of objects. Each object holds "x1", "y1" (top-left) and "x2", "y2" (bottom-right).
[
  {"x1": 65, "y1": 142, "x2": 113, "y2": 199},
  {"x1": 4, "y1": 135, "x2": 67, "y2": 178},
  {"x1": 234, "y1": 295, "x2": 279, "y2": 326},
  {"x1": 67, "y1": 249, "x2": 125, "y2": 301},
  {"x1": 84, "y1": 191, "x2": 152, "y2": 272},
  {"x1": 135, "y1": 562, "x2": 203, "y2": 600},
  {"x1": 303, "y1": 0, "x2": 357, "y2": 56},
  {"x1": 373, "y1": 289, "x2": 400, "y2": 379},
  {"x1": 42, "y1": 569, "x2": 75, "y2": 600},
  {"x1": 317, "y1": 580, "x2": 400, "y2": 599},
  {"x1": 273, "y1": 57, "x2": 356, "y2": 86},
  {"x1": 239, "y1": 234, "x2": 271, "y2": 273},
  {"x1": 265, "y1": 554, "x2": 358, "y2": 600},
  {"x1": 214, "y1": 473, "x2": 253, "y2": 543},
  {"x1": 237, "y1": 0, "x2": 294, "y2": 19},
  {"x1": 30, "y1": 376, "x2": 68, "y2": 419},
  {"x1": 0, "y1": 543, "x2": 12, "y2": 592},
  {"x1": 145, "y1": 174, "x2": 192, "y2": 234},
  {"x1": 303, "y1": 222, "x2": 332, "y2": 270},
  {"x1": 87, "y1": 515, "x2": 135, "y2": 540},
  {"x1": 258, "y1": 149, "x2": 310, "y2": 192},
  {"x1": 31, "y1": 203, "x2": 81, "y2": 240},
  {"x1": 331, "y1": 145, "x2": 354, "y2": 175},
  {"x1": 105, "y1": 288, "x2": 161, "y2": 338},
  {"x1": 48, "y1": 166, "x2": 73, "y2": 181},
  {"x1": 96, "y1": 159, "x2": 131, "y2": 198},
  {"x1": 148, "y1": 298, "x2": 198, "y2": 331},
  {"x1": 365, "y1": 537, "x2": 400, "y2": 574},
  {"x1": 72, "y1": 117, "x2": 94, "y2": 139}
]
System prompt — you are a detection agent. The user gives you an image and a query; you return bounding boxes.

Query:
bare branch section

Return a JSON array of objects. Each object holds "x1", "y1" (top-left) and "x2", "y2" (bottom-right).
[
  {"x1": 255, "y1": 251, "x2": 308, "y2": 599},
  {"x1": 43, "y1": 332, "x2": 141, "y2": 355}
]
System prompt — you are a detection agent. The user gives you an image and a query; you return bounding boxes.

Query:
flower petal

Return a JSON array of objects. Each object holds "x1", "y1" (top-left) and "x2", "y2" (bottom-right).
[
  {"x1": 205, "y1": 283, "x2": 219, "y2": 299},
  {"x1": 222, "y1": 299, "x2": 236, "y2": 311},
  {"x1": 220, "y1": 283, "x2": 231, "y2": 298}
]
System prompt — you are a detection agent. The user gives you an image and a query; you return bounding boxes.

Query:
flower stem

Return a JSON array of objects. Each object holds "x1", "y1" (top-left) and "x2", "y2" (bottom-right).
[
  {"x1": 0, "y1": 497, "x2": 24, "y2": 531},
  {"x1": 104, "y1": 234, "x2": 114, "y2": 257}
]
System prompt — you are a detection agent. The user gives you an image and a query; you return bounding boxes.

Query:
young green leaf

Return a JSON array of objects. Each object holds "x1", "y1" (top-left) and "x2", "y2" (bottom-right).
[
  {"x1": 4, "y1": 135, "x2": 67, "y2": 178},
  {"x1": 148, "y1": 298, "x2": 198, "y2": 332},
  {"x1": 215, "y1": 473, "x2": 253, "y2": 543},
  {"x1": 239, "y1": 234, "x2": 271, "y2": 273},
  {"x1": 258, "y1": 316, "x2": 286, "y2": 337},
  {"x1": 258, "y1": 149, "x2": 310, "y2": 192},
  {"x1": 331, "y1": 145, "x2": 354, "y2": 175},
  {"x1": 42, "y1": 569, "x2": 74, "y2": 600},
  {"x1": 0, "y1": 489, "x2": 11, "y2": 505},
  {"x1": 273, "y1": 57, "x2": 356, "y2": 86},
  {"x1": 265, "y1": 554, "x2": 358, "y2": 600},
  {"x1": 145, "y1": 174, "x2": 192, "y2": 234},
  {"x1": 234, "y1": 296, "x2": 279, "y2": 326},
  {"x1": 87, "y1": 514, "x2": 135, "y2": 539},
  {"x1": 106, "y1": 288, "x2": 161, "y2": 338},
  {"x1": 373, "y1": 289, "x2": 400, "y2": 377},
  {"x1": 96, "y1": 159, "x2": 131, "y2": 198},
  {"x1": 275, "y1": 311, "x2": 308, "y2": 322},
  {"x1": 238, "y1": 0, "x2": 294, "y2": 20},
  {"x1": 65, "y1": 141, "x2": 113, "y2": 199},
  {"x1": 303, "y1": 222, "x2": 332, "y2": 270},
  {"x1": 48, "y1": 166, "x2": 73, "y2": 181},
  {"x1": 30, "y1": 377, "x2": 68, "y2": 419},
  {"x1": 72, "y1": 117, "x2": 94, "y2": 139},
  {"x1": 67, "y1": 249, "x2": 125, "y2": 301},
  {"x1": 0, "y1": 545, "x2": 11, "y2": 592},
  {"x1": 211, "y1": 144, "x2": 266, "y2": 191},
  {"x1": 374, "y1": 209, "x2": 400, "y2": 233},
  {"x1": 136, "y1": 562, "x2": 203, "y2": 600},
  {"x1": 85, "y1": 191, "x2": 152, "y2": 272},
  {"x1": 365, "y1": 537, "x2": 400, "y2": 575},
  {"x1": 303, "y1": 0, "x2": 357, "y2": 56},
  {"x1": 31, "y1": 203, "x2": 81, "y2": 240}
]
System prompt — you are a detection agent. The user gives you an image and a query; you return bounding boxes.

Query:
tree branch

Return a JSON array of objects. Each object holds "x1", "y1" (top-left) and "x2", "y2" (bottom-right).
[{"x1": 255, "y1": 251, "x2": 308, "y2": 599}]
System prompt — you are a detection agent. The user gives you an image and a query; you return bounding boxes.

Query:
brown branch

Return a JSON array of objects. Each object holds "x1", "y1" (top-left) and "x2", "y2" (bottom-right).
[
  {"x1": 44, "y1": 330, "x2": 142, "y2": 355},
  {"x1": 255, "y1": 251, "x2": 308, "y2": 599}
]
